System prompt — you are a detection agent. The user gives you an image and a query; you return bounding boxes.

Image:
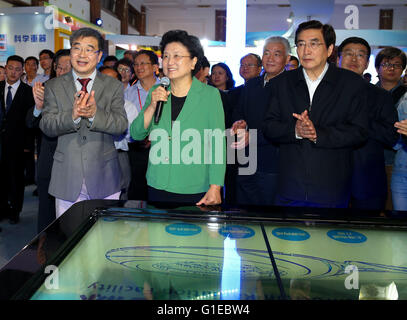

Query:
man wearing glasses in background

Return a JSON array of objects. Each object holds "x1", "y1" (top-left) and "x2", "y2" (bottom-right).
[
  {"x1": 337, "y1": 37, "x2": 398, "y2": 211},
  {"x1": 40, "y1": 28, "x2": 128, "y2": 217},
  {"x1": 124, "y1": 49, "x2": 160, "y2": 201},
  {"x1": 375, "y1": 47, "x2": 407, "y2": 210},
  {"x1": 262, "y1": 20, "x2": 369, "y2": 208}
]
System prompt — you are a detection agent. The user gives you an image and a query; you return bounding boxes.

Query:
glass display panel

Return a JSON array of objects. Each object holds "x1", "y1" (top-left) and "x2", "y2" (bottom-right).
[
  {"x1": 31, "y1": 216, "x2": 280, "y2": 300},
  {"x1": 263, "y1": 223, "x2": 407, "y2": 300}
]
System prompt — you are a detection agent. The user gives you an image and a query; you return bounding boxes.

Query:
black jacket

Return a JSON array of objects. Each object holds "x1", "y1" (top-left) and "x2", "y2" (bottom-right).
[
  {"x1": 351, "y1": 83, "x2": 399, "y2": 200},
  {"x1": 262, "y1": 64, "x2": 369, "y2": 205},
  {"x1": 232, "y1": 74, "x2": 279, "y2": 174}
]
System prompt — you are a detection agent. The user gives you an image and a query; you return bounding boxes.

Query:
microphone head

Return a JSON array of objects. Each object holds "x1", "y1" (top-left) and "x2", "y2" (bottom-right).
[{"x1": 160, "y1": 76, "x2": 170, "y2": 87}]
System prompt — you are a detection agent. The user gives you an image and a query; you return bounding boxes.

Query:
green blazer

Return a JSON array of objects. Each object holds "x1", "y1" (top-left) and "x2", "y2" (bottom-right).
[{"x1": 130, "y1": 77, "x2": 226, "y2": 194}]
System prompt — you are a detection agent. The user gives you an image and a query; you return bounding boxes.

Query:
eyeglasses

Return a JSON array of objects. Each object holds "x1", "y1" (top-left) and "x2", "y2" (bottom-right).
[
  {"x1": 71, "y1": 46, "x2": 100, "y2": 57},
  {"x1": 134, "y1": 62, "x2": 152, "y2": 67},
  {"x1": 117, "y1": 66, "x2": 131, "y2": 73},
  {"x1": 342, "y1": 51, "x2": 368, "y2": 60},
  {"x1": 380, "y1": 62, "x2": 403, "y2": 70},
  {"x1": 162, "y1": 54, "x2": 191, "y2": 62},
  {"x1": 240, "y1": 63, "x2": 258, "y2": 68},
  {"x1": 296, "y1": 41, "x2": 325, "y2": 50}
]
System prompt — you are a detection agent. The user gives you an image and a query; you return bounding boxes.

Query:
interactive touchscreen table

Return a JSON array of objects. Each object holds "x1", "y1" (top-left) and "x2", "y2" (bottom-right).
[{"x1": 1, "y1": 200, "x2": 407, "y2": 300}]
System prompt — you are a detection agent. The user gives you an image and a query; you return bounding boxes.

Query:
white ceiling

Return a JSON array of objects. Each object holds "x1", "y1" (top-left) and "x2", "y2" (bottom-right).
[{"x1": 129, "y1": 0, "x2": 407, "y2": 10}]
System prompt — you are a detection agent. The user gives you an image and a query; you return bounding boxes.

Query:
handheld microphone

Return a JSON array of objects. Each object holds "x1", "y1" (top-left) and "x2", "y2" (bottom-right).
[{"x1": 154, "y1": 76, "x2": 170, "y2": 124}]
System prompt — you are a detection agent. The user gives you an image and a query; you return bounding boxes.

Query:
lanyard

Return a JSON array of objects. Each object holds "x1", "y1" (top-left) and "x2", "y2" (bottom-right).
[{"x1": 137, "y1": 86, "x2": 143, "y2": 110}]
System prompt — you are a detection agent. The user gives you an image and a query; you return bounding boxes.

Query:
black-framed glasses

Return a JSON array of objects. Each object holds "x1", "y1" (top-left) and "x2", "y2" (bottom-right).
[
  {"x1": 380, "y1": 62, "x2": 403, "y2": 70},
  {"x1": 134, "y1": 62, "x2": 152, "y2": 67},
  {"x1": 71, "y1": 46, "x2": 100, "y2": 57},
  {"x1": 117, "y1": 66, "x2": 131, "y2": 73},
  {"x1": 342, "y1": 51, "x2": 368, "y2": 60}
]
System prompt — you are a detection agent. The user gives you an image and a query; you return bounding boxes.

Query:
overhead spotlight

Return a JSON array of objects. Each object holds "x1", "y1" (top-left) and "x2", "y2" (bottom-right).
[
  {"x1": 95, "y1": 18, "x2": 103, "y2": 27},
  {"x1": 34, "y1": 12, "x2": 39, "y2": 15},
  {"x1": 0, "y1": 13, "x2": 5, "y2": 16},
  {"x1": 287, "y1": 12, "x2": 294, "y2": 23}
]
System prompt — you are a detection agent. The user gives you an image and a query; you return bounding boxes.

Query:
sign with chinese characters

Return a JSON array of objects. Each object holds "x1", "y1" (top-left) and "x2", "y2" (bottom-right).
[
  {"x1": 14, "y1": 34, "x2": 47, "y2": 43},
  {"x1": 0, "y1": 13, "x2": 53, "y2": 64}
]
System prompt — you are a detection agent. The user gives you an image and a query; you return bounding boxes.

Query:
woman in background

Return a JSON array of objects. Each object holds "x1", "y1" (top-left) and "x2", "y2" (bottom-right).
[{"x1": 210, "y1": 62, "x2": 235, "y2": 92}]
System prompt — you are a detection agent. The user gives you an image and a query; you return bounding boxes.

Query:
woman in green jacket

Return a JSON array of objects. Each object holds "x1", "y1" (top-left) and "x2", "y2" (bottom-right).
[{"x1": 130, "y1": 30, "x2": 226, "y2": 205}]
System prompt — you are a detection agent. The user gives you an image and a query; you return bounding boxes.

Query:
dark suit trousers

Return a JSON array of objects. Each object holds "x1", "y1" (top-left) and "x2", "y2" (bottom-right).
[
  {"x1": 0, "y1": 147, "x2": 25, "y2": 216},
  {"x1": 236, "y1": 171, "x2": 278, "y2": 206},
  {"x1": 37, "y1": 177, "x2": 56, "y2": 233},
  {"x1": 127, "y1": 142, "x2": 149, "y2": 201}
]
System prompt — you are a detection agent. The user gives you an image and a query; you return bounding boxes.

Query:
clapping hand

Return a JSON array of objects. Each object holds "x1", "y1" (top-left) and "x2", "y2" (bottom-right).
[
  {"x1": 73, "y1": 90, "x2": 97, "y2": 120},
  {"x1": 293, "y1": 110, "x2": 317, "y2": 142}
]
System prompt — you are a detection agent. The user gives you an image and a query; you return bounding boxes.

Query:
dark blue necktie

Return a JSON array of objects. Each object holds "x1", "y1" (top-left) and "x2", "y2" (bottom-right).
[{"x1": 6, "y1": 85, "x2": 12, "y2": 113}]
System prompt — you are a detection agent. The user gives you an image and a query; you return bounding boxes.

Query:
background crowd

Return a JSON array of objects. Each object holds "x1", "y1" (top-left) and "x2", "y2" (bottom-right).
[{"x1": 0, "y1": 21, "x2": 407, "y2": 236}]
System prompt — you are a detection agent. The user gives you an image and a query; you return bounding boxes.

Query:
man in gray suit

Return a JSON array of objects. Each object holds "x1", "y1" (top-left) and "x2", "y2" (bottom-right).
[{"x1": 40, "y1": 28, "x2": 128, "y2": 217}]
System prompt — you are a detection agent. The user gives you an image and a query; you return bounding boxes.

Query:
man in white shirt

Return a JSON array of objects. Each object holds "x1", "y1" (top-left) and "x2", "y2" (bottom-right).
[{"x1": 125, "y1": 50, "x2": 160, "y2": 200}]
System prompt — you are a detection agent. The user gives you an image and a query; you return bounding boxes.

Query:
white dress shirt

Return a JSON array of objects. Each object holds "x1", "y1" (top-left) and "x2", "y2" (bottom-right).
[{"x1": 72, "y1": 69, "x2": 97, "y2": 124}]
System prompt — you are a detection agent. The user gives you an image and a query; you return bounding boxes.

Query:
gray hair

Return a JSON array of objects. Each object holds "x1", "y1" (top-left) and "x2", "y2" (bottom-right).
[{"x1": 263, "y1": 36, "x2": 290, "y2": 57}]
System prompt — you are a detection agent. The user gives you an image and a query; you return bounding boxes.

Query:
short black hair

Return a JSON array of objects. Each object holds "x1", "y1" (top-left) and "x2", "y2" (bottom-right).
[
  {"x1": 241, "y1": 53, "x2": 262, "y2": 67},
  {"x1": 50, "y1": 49, "x2": 71, "y2": 79},
  {"x1": 124, "y1": 50, "x2": 136, "y2": 60},
  {"x1": 54, "y1": 49, "x2": 71, "y2": 65},
  {"x1": 6, "y1": 55, "x2": 24, "y2": 67},
  {"x1": 295, "y1": 20, "x2": 336, "y2": 49},
  {"x1": 289, "y1": 56, "x2": 299, "y2": 64},
  {"x1": 25, "y1": 56, "x2": 39, "y2": 66},
  {"x1": 99, "y1": 66, "x2": 122, "y2": 81},
  {"x1": 337, "y1": 37, "x2": 371, "y2": 58},
  {"x1": 211, "y1": 62, "x2": 235, "y2": 90},
  {"x1": 200, "y1": 56, "x2": 210, "y2": 69},
  {"x1": 70, "y1": 27, "x2": 104, "y2": 51},
  {"x1": 103, "y1": 55, "x2": 118, "y2": 64},
  {"x1": 375, "y1": 47, "x2": 407, "y2": 70},
  {"x1": 134, "y1": 49, "x2": 159, "y2": 65},
  {"x1": 39, "y1": 49, "x2": 55, "y2": 60},
  {"x1": 114, "y1": 58, "x2": 134, "y2": 75},
  {"x1": 160, "y1": 29, "x2": 204, "y2": 76}
]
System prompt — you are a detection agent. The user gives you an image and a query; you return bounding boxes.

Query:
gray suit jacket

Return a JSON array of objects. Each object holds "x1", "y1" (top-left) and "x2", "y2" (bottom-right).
[{"x1": 39, "y1": 71, "x2": 128, "y2": 202}]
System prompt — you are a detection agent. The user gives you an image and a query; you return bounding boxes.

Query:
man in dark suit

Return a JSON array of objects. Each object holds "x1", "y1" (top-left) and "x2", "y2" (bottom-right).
[
  {"x1": 39, "y1": 28, "x2": 127, "y2": 218},
  {"x1": 230, "y1": 37, "x2": 290, "y2": 206},
  {"x1": 263, "y1": 20, "x2": 369, "y2": 208},
  {"x1": 0, "y1": 55, "x2": 35, "y2": 224},
  {"x1": 337, "y1": 37, "x2": 399, "y2": 210}
]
